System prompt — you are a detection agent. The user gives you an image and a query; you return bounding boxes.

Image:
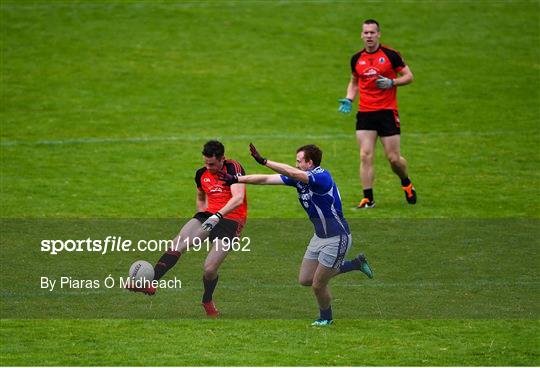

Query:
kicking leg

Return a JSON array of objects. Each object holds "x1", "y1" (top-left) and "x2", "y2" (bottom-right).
[
  {"x1": 154, "y1": 218, "x2": 208, "y2": 281},
  {"x1": 127, "y1": 218, "x2": 209, "y2": 295}
]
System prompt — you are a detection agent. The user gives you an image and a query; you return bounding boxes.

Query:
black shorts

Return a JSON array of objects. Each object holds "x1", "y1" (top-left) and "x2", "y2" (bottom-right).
[
  {"x1": 193, "y1": 211, "x2": 243, "y2": 241},
  {"x1": 356, "y1": 110, "x2": 401, "y2": 136}
]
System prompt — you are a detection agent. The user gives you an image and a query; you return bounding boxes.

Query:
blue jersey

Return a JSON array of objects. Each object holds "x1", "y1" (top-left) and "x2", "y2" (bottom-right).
[{"x1": 281, "y1": 167, "x2": 350, "y2": 238}]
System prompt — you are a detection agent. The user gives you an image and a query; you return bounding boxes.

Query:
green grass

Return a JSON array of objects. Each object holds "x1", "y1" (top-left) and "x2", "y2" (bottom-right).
[
  {"x1": 1, "y1": 219, "x2": 539, "y2": 319},
  {"x1": 1, "y1": 0, "x2": 539, "y2": 366},
  {"x1": 1, "y1": 320, "x2": 538, "y2": 366}
]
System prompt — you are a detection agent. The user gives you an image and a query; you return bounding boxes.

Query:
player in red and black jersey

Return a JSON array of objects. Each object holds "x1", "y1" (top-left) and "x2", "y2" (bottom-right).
[
  {"x1": 128, "y1": 140, "x2": 247, "y2": 317},
  {"x1": 338, "y1": 19, "x2": 417, "y2": 208}
]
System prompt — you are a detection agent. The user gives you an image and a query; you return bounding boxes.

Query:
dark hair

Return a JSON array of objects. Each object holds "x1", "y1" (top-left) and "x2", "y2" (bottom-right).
[
  {"x1": 202, "y1": 140, "x2": 225, "y2": 158},
  {"x1": 297, "y1": 144, "x2": 322, "y2": 167},
  {"x1": 363, "y1": 19, "x2": 380, "y2": 31}
]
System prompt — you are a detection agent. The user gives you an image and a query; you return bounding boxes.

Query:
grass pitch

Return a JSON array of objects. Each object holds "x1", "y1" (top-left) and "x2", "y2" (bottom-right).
[{"x1": 1, "y1": 0, "x2": 539, "y2": 366}]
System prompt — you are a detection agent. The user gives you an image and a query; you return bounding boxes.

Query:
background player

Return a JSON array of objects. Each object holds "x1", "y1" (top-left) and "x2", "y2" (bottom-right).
[
  {"x1": 338, "y1": 19, "x2": 416, "y2": 208},
  {"x1": 219, "y1": 143, "x2": 373, "y2": 326},
  {"x1": 128, "y1": 140, "x2": 247, "y2": 318}
]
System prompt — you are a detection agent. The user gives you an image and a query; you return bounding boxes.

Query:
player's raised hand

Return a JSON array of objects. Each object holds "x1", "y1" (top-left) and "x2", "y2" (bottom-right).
[
  {"x1": 249, "y1": 143, "x2": 267, "y2": 165},
  {"x1": 217, "y1": 170, "x2": 238, "y2": 186},
  {"x1": 376, "y1": 75, "x2": 394, "y2": 89},
  {"x1": 338, "y1": 98, "x2": 352, "y2": 113},
  {"x1": 201, "y1": 212, "x2": 223, "y2": 232}
]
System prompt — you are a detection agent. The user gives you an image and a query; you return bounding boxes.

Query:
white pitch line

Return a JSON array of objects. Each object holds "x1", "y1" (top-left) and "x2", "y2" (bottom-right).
[
  {"x1": 0, "y1": 134, "x2": 352, "y2": 147},
  {"x1": 0, "y1": 131, "x2": 534, "y2": 147}
]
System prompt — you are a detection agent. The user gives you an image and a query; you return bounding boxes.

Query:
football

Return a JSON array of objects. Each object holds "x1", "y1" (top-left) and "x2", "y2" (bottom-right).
[{"x1": 128, "y1": 260, "x2": 154, "y2": 282}]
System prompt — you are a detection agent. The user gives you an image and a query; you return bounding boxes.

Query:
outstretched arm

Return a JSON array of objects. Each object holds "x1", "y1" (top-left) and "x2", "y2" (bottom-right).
[
  {"x1": 249, "y1": 143, "x2": 308, "y2": 184},
  {"x1": 264, "y1": 160, "x2": 308, "y2": 184},
  {"x1": 217, "y1": 171, "x2": 284, "y2": 186},
  {"x1": 239, "y1": 174, "x2": 284, "y2": 185}
]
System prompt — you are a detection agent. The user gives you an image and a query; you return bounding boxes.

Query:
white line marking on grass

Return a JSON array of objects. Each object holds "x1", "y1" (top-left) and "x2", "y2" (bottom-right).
[
  {"x1": 174, "y1": 279, "x2": 540, "y2": 291},
  {"x1": 0, "y1": 134, "x2": 351, "y2": 147},
  {"x1": 224, "y1": 279, "x2": 540, "y2": 289},
  {"x1": 0, "y1": 131, "x2": 531, "y2": 147}
]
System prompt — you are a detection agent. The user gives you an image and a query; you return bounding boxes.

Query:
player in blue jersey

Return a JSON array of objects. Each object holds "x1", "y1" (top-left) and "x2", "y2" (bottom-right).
[{"x1": 218, "y1": 143, "x2": 374, "y2": 326}]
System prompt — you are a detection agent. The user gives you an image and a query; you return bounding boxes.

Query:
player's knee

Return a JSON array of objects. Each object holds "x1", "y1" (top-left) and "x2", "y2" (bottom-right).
[
  {"x1": 387, "y1": 153, "x2": 401, "y2": 166},
  {"x1": 299, "y1": 277, "x2": 312, "y2": 287},
  {"x1": 204, "y1": 262, "x2": 219, "y2": 277},
  {"x1": 171, "y1": 236, "x2": 186, "y2": 253},
  {"x1": 204, "y1": 270, "x2": 218, "y2": 281},
  {"x1": 360, "y1": 150, "x2": 373, "y2": 163},
  {"x1": 311, "y1": 280, "x2": 327, "y2": 292}
]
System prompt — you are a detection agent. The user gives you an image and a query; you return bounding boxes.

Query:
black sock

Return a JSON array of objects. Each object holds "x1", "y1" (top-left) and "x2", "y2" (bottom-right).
[
  {"x1": 202, "y1": 275, "x2": 219, "y2": 303},
  {"x1": 401, "y1": 177, "x2": 411, "y2": 186},
  {"x1": 153, "y1": 250, "x2": 181, "y2": 281},
  {"x1": 363, "y1": 188, "x2": 374, "y2": 202},
  {"x1": 320, "y1": 306, "x2": 333, "y2": 321}
]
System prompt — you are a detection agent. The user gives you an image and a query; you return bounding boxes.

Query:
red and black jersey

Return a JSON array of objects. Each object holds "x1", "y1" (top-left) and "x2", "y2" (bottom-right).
[
  {"x1": 195, "y1": 159, "x2": 247, "y2": 221},
  {"x1": 350, "y1": 45, "x2": 406, "y2": 112}
]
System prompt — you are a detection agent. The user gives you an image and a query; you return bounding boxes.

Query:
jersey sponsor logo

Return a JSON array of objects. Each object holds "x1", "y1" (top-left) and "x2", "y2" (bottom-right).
[
  {"x1": 378, "y1": 57, "x2": 386, "y2": 64},
  {"x1": 363, "y1": 68, "x2": 379, "y2": 78},
  {"x1": 208, "y1": 186, "x2": 223, "y2": 193},
  {"x1": 300, "y1": 193, "x2": 311, "y2": 209},
  {"x1": 359, "y1": 60, "x2": 366, "y2": 65}
]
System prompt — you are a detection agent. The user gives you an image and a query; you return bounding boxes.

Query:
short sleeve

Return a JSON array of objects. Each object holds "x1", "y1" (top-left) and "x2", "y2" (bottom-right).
[
  {"x1": 307, "y1": 170, "x2": 333, "y2": 194},
  {"x1": 195, "y1": 168, "x2": 205, "y2": 189},
  {"x1": 225, "y1": 160, "x2": 246, "y2": 176},
  {"x1": 280, "y1": 175, "x2": 298, "y2": 187},
  {"x1": 383, "y1": 47, "x2": 406, "y2": 73},
  {"x1": 350, "y1": 52, "x2": 362, "y2": 78}
]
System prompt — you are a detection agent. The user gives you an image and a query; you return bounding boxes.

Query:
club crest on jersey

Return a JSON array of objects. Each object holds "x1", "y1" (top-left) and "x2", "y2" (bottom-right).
[
  {"x1": 359, "y1": 60, "x2": 366, "y2": 65},
  {"x1": 378, "y1": 57, "x2": 385, "y2": 64},
  {"x1": 203, "y1": 178, "x2": 211, "y2": 183}
]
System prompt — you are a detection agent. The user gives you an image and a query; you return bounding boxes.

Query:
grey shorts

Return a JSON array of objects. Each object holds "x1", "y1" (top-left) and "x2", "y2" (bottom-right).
[{"x1": 304, "y1": 233, "x2": 352, "y2": 269}]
